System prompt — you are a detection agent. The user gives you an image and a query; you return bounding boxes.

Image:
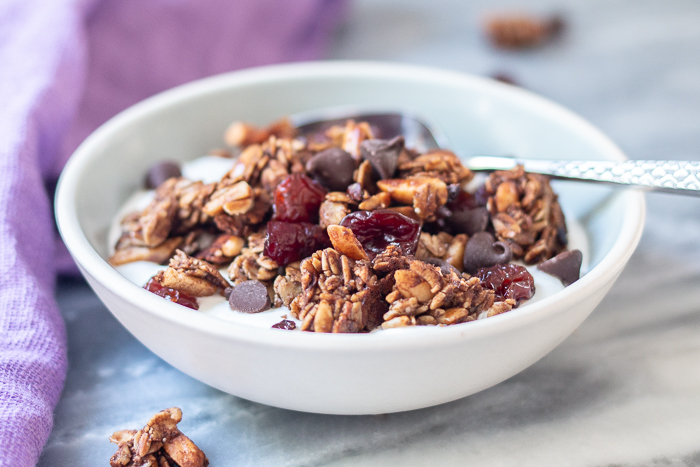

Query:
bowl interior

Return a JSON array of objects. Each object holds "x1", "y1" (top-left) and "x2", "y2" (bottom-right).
[{"x1": 60, "y1": 61, "x2": 640, "y2": 333}]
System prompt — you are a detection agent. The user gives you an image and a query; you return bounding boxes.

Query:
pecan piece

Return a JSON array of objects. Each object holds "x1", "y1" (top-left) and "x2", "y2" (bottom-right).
[{"x1": 202, "y1": 181, "x2": 254, "y2": 217}]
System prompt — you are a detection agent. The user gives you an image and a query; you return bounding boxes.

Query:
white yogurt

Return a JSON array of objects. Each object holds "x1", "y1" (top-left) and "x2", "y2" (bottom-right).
[{"x1": 110, "y1": 156, "x2": 590, "y2": 331}]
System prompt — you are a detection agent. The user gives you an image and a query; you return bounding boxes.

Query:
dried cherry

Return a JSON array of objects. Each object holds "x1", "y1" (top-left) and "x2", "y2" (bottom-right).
[
  {"x1": 264, "y1": 221, "x2": 331, "y2": 266},
  {"x1": 339, "y1": 209, "x2": 421, "y2": 257},
  {"x1": 271, "y1": 319, "x2": 297, "y2": 330},
  {"x1": 144, "y1": 276, "x2": 199, "y2": 310},
  {"x1": 272, "y1": 173, "x2": 327, "y2": 223},
  {"x1": 477, "y1": 263, "x2": 535, "y2": 306}
]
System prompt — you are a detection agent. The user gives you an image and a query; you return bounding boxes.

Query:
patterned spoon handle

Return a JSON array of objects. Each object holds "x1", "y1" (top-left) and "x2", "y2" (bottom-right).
[{"x1": 466, "y1": 157, "x2": 700, "y2": 196}]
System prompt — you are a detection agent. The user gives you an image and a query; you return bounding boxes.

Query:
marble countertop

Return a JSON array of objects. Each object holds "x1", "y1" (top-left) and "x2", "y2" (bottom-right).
[{"x1": 40, "y1": 0, "x2": 700, "y2": 465}]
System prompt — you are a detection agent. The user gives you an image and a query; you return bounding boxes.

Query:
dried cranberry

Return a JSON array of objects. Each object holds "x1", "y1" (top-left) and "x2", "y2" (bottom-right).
[
  {"x1": 264, "y1": 221, "x2": 331, "y2": 266},
  {"x1": 340, "y1": 210, "x2": 421, "y2": 258},
  {"x1": 477, "y1": 263, "x2": 535, "y2": 306},
  {"x1": 144, "y1": 277, "x2": 199, "y2": 310},
  {"x1": 271, "y1": 319, "x2": 297, "y2": 330},
  {"x1": 272, "y1": 174, "x2": 327, "y2": 223}
]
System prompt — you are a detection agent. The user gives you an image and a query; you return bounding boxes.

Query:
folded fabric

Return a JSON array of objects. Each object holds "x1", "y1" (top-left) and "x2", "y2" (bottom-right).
[{"x1": 0, "y1": 1, "x2": 347, "y2": 465}]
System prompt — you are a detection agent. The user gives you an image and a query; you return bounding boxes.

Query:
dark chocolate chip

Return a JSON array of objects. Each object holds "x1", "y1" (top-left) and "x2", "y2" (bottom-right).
[
  {"x1": 145, "y1": 161, "x2": 181, "y2": 189},
  {"x1": 224, "y1": 287, "x2": 233, "y2": 299},
  {"x1": 306, "y1": 147, "x2": 356, "y2": 191},
  {"x1": 463, "y1": 231, "x2": 513, "y2": 274},
  {"x1": 360, "y1": 136, "x2": 404, "y2": 180},
  {"x1": 424, "y1": 257, "x2": 461, "y2": 277},
  {"x1": 271, "y1": 319, "x2": 297, "y2": 330},
  {"x1": 537, "y1": 249, "x2": 582, "y2": 286},
  {"x1": 228, "y1": 280, "x2": 271, "y2": 313},
  {"x1": 447, "y1": 207, "x2": 490, "y2": 236}
]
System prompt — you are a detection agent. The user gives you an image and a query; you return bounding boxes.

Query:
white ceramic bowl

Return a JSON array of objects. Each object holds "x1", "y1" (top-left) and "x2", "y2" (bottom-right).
[{"x1": 56, "y1": 61, "x2": 645, "y2": 415}]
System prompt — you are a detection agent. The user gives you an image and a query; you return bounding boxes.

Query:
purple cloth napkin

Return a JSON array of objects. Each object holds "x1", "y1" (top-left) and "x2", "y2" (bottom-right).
[{"x1": 0, "y1": 1, "x2": 347, "y2": 465}]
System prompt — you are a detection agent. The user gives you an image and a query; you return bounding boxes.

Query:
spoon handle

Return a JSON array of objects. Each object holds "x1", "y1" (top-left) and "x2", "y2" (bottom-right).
[{"x1": 467, "y1": 156, "x2": 700, "y2": 196}]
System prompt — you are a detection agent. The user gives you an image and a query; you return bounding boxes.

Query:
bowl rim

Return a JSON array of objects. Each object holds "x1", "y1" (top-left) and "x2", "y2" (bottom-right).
[{"x1": 55, "y1": 60, "x2": 646, "y2": 351}]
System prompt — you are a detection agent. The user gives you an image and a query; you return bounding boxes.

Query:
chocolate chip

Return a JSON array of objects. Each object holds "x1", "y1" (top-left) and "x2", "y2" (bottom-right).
[
  {"x1": 271, "y1": 319, "x2": 296, "y2": 330},
  {"x1": 224, "y1": 287, "x2": 233, "y2": 299},
  {"x1": 306, "y1": 147, "x2": 356, "y2": 191},
  {"x1": 145, "y1": 161, "x2": 181, "y2": 189},
  {"x1": 463, "y1": 231, "x2": 513, "y2": 274},
  {"x1": 228, "y1": 280, "x2": 271, "y2": 313},
  {"x1": 360, "y1": 136, "x2": 404, "y2": 180},
  {"x1": 447, "y1": 207, "x2": 490, "y2": 236},
  {"x1": 537, "y1": 249, "x2": 582, "y2": 286},
  {"x1": 424, "y1": 257, "x2": 461, "y2": 277}
]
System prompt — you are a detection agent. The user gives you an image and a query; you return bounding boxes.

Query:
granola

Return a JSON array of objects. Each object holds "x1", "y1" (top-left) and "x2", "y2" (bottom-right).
[
  {"x1": 111, "y1": 114, "x2": 581, "y2": 332},
  {"x1": 109, "y1": 407, "x2": 208, "y2": 467}
]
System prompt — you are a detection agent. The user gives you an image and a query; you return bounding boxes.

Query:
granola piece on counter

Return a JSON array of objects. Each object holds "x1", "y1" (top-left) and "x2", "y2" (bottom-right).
[
  {"x1": 484, "y1": 165, "x2": 567, "y2": 263},
  {"x1": 291, "y1": 248, "x2": 386, "y2": 333},
  {"x1": 109, "y1": 407, "x2": 208, "y2": 467},
  {"x1": 156, "y1": 250, "x2": 229, "y2": 297},
  {"x1": 484, "y1": 13, "x2": 564, "y2": 50}
]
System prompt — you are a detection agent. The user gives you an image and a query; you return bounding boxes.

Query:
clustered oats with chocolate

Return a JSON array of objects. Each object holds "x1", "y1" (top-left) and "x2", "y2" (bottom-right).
[
  {"x1": 110, "y1": 116, "x2": 583, "y2": 333},
  {"x1": 109, "y1": 407, "x2": 208, "y2": 467}
]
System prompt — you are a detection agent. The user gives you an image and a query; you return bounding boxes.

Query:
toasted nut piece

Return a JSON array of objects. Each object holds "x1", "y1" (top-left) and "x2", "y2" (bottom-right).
[
  {"x1": 412, "y1": 178, "x2": 448, "y2": 220},
  {"x1": 327, "y1": 225, "x2": 368, "y2": 261},
  {"x1": 381, "y1": 316, "x2": 414, "y2": 329},
  {"x1": 109, "y1": 237, "x2": 182, "y2": 266},
  {"x1": 202, "y1": 181, "x2": 254, "y2": 216},
  {"x1": 319, "y1": 200, "x2": 351, "y2": 228},
  {"x1": 495, "y1": 181, "x2": 519, "y2": 212},
  {"x1": 394, "y1": 269, "x2": 435, "y2": 303},
  {"x1": 442, "y1": 307, "x2": 470, "y2": 325},
  {"x1": 224, "y1": 118, "x2": 295, "y2": 147},
  {"x1": 221, "y1": 236, "x2": 245, "y2": 257},
  {"x1": 377, "y1": 178, "x2": 447, "y2": 217},
  {"x1": 358, "y1": 192, "x2": 391, "y2": 211},
  {"x1": 314, "y1": 300, "x2": 334, "y2": 333},
  {"x1": 387, "y1": 206, "x2": 422, "y2": 222},
  {"x1": 377, "y1": 178, "x2": 424, "y2": 204},
  {"x1": 225, "y1": 121, "x2": 269, "y2": 147},
  {"x1": 444, "y1": 234, "x2": 468, "y2": 272},
  {"x1": 355, "y1": 160, "x2": 377, "y2": 194},
  {"x1": 326, "y1": 191, "x2": 355, "y2": 204}
]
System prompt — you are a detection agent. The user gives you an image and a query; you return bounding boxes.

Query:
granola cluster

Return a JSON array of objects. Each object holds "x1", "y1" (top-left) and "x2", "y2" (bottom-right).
[
  {"x1": 109, "y1": 407, "x2": 208, "y2": 467},
  {"x1": 483, "y1": 165, "x2": 567, "y2": 264},
  {"x1": 111, "y1": 116, "x2": 573, "y2": 332}
]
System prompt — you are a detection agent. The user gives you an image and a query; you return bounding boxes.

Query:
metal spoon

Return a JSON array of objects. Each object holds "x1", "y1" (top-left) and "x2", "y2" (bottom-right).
[{"x1": 291, "y1": 110, "x2": 700, "y2": 197}]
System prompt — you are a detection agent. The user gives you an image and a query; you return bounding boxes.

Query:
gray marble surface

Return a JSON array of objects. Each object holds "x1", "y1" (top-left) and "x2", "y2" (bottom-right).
[{"x1": 40, "y1": 0, "x2": 700, "y2": 465}]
